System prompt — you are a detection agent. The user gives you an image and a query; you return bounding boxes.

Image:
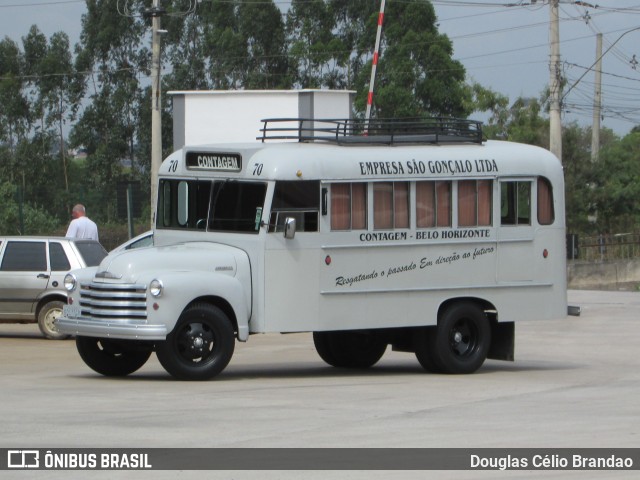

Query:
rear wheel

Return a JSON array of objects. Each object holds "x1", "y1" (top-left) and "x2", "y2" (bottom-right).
[
  {"x1": 76, "y1": 337, "x2": 153, "y2": 376},
  {"x1": 38, "y1": 300, "x2": 69, "y2": 340},
  {"x1": 429, "y1": 302, "x2": 491, "y2": 374},
  {"x1": 313, "y1": 331, "x2": 387, "y2": 368},
  {"x1": 155, "y1": 303, "x2": 235, "y2": 380}
]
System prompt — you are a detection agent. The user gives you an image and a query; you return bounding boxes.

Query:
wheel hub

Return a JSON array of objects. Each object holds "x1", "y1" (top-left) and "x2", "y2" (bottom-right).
[
  {"x1": 191, "y1": 336, "x2": 205, "y2": 349},
  {"x1": 450, "y1": 320, "x2": 475, "y2": 357},
  {"x1": 178, "y1": 322, "x2": 215, "y2": 361}
]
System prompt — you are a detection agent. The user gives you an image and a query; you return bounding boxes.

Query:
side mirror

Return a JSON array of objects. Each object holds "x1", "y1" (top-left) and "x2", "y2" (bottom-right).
[{"x1": 284, "y1": 217, "x2": 296, "y2": 239}]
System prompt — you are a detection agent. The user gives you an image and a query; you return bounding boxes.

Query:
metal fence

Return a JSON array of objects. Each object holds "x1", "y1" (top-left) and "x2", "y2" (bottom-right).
[{"x1": 568, "y1": 233, "x2": 640, "y2": 262}]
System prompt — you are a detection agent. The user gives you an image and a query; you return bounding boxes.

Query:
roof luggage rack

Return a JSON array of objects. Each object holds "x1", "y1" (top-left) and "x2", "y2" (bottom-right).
[{"x1": 258, "y1": 117, "x2": 483, "y2": 145}]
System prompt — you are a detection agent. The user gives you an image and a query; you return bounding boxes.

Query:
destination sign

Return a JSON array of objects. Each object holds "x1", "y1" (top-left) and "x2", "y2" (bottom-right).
[{"x1": 185, "y1": 152, "x2": 242, "y2": 172}]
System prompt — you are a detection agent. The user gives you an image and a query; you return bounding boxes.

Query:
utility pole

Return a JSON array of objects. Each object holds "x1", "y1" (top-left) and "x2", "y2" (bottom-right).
[
  {"x1": 147, "y1": 0, "x2": 165, "y2": 227},
  {"x1": 591, "y1": 33, "x2": 602, "y2": 162},
  {"x1": 549, "y1": 0, "x2": 563, "y2": 163}
]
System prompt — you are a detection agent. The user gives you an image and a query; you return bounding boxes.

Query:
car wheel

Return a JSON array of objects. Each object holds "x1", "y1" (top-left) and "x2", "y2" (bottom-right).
[
  {"x1": 38, "y1": 300, "x2": 70, "y2": 340},
  {"x1": 76, "y1": 337, "x2": 153, "y2": 376}
]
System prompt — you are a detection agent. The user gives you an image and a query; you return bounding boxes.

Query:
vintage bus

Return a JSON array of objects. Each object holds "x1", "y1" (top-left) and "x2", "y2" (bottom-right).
[{"x1": 57, "y1": 118, "x2": 568, "y2": 380}]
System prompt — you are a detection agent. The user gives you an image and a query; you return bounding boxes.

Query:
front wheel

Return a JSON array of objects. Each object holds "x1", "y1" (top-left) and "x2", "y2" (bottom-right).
[
  {"x1": 38, "y1": 300, "x2": 69, "y2": 340},
  {"x1": 155, "y1": 303, "x2": 235, "y2": 380},
  {"x1": 428, "y1": 302, "x2": 491, "y2": 374},
  {"x1": 76, "y1": 337, "x2": 153, "y2": 376}
]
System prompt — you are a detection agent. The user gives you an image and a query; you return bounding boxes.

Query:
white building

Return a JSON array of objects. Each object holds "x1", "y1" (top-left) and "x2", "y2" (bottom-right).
[{"x1": 169, "y1": 89, "x2": 355, "y2": 149}]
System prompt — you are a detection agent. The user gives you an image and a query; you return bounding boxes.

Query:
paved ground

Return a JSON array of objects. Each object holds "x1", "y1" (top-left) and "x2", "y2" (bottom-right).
[{"x1": 0, "y1": 290, "x2": 638, "y2": 479}]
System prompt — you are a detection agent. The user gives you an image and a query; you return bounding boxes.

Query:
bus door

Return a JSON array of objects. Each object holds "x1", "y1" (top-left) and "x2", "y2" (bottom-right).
[
  {"x1": 263, "y1": 180, "x2": 323, "y2": 332},
  {"x1": 496, "y1": 179, "x2": 535, "y2": 283}
]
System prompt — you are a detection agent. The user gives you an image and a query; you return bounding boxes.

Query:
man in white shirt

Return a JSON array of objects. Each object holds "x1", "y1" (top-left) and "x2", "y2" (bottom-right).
[{"x1": 66, "y1": 204, "x2": 99, "y2": 241}]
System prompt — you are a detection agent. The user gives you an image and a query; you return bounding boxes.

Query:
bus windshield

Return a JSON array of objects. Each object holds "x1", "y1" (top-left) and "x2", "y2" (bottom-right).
[{"x1": 157, "y1": 179, "x2": 267, "y2": 233}]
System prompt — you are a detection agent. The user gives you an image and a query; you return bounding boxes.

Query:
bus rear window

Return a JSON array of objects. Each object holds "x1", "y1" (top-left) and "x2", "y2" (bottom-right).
[{"x1": 538, "y1": 177, "x2": 554, "y2": 225}]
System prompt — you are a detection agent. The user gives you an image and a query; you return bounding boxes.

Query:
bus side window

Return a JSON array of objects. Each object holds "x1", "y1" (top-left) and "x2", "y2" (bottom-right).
[
  {"x1": 269, "y1": 180, "x2": 320, "y2": 233},
  {"x1": 416, "y1": 181, "x2": 452, "y2": 228},
  {"x1": 458, "y1": 180, "x2": 492, "y2": 227},
  {"x1": 501, "y1": 181, "x2": 531, "y2": 226},
  {"x1": 373, "y1": 182, "x2": 409, "y2": 230},
  {"x1": 330, "y1": 183, "x2": 367, "y2": 231},
  {"x1": 537, "y1": 177, "x2": 554, "y2": 225}
]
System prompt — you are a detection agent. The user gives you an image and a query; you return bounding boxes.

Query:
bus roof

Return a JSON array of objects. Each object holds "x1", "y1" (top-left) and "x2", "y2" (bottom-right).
[{"x1": 161, "y1": 118, "x2": 562, "y2": 183}]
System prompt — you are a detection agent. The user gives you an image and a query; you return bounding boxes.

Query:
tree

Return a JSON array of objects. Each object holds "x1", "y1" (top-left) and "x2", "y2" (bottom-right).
[
  {"x1": 329, "y1": 1, "x2": 380, "y2": 91},
  {"x1": 589, "y1": 131, "x2": 640, "y2": 232},
  {"x1": 464, "y1": 82, "x2": 510, "y2": 139},
  {"x1": 0, "y1": 181, "x2": 60, "y2": 235},
  {"x1": 204, "y1": 0, "x2": 247, "y2": 89},
  {"x1": 501, "y1": 97, "x2": 549, "y2": 147},
  {"x1": 70, "y1": 0, "x2": 150, "y2": 223},
  {"x1": 34, "y1": 31, "x2": 82, "y2": 191},
  {"x1": 163, "y1": 1, "x2": 209, "y2": 91},
  {"x1": 237, "y1": 1, "x2": 291, "y2": 89},
  {"x1": 0, "y1": 37, "x2": 29, "y2": 161},
  {"x1": 287, "y1": 0, "x2": 346, "y2": 89},
  {"x1": 352, "y1": 1, "x2": 469, "y2": 118}
]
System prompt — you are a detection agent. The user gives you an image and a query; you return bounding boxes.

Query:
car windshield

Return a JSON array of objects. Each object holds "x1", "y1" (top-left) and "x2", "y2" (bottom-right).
[
  {"x1": 157, "y1": 179, "x2": 267, "y2": 234},
  {"x1": 76, "y1": 241, "x2": 108, "y2": 266}
]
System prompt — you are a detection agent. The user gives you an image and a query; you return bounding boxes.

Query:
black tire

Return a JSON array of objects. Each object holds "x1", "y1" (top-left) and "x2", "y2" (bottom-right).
[
  {"x1": 430, "y1": 302, "x2": 491, "y2": 374},
  {"x1": 38, "y1": 300, "x2": 70, "y2": 340},
  {"x1": 155, "y1": 303, "x2": 235, "y2": 380},
  {"x1": 413, "y1": 327, "x2": 442, "y2": 373},
  {"x1": 313, "y1": 330, "x2": 387, "y2": 368},
  {"x1": 76, "y1": 337, "x2": 153, "y2": 376}
]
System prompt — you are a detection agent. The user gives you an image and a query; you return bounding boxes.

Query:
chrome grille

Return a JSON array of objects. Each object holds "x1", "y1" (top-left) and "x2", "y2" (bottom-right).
[{"x1": 79, "y1": 282, "x2": 148, "y2": 321}]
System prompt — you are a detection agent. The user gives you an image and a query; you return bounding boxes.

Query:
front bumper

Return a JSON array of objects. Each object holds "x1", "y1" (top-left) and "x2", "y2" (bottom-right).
[{"x1": 56, "y1": 316, "x2": 167, "y2": 340}]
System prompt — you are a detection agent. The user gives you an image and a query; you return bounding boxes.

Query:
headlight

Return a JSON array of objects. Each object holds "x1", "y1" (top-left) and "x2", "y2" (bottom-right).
[
  {"x1": 149, "y1": 279, "x2": 163, "y2": 297},
  {"x1": 64, "y1": 274, "x2": 77, "y2": 292}
]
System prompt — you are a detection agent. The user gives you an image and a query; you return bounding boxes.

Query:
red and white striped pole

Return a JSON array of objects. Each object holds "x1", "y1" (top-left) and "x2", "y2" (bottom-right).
[{"x1": 365, "y1": 0, "x2": 386, "y2": 130}]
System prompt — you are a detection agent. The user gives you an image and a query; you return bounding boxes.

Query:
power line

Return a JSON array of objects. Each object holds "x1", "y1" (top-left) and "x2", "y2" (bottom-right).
[{"x1": 0, "y1": 0, "x2": 84, "y2": 7}]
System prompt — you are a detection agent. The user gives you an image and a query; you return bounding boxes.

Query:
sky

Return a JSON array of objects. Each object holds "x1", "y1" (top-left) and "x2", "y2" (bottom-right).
[{"x1": 1, "y1": 0, "x2": 639, "y2": 136}]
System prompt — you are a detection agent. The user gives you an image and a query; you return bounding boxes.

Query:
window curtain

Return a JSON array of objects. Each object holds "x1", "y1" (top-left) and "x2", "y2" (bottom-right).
[
  {"x1": 374, "y1": 182, "x2": 393, "y2": 229},
  {"x1": 458, "y1": 180, "x2": 476, "y2": 226},
  {"x1": 478, "y1": 180, "x2": 492, "y2": 226},
  {"x1": 331, "y1": 183, "x2": 351, "y2": 230},
  {"x1": 352, "y1": 183, "x2": 367, "y2": 229},
  {"x1": 416, "y1": 181, "x2": 435, "y2": 228},
  {"x1": 537, "y1": 177, "x2": 554, "y2": 225},
  {"x1": 436, "y1": 181, "x2": 452, "y2": 227},
  {"x1": 394, "y1": 182, "x2": 409, "y2": 228}
]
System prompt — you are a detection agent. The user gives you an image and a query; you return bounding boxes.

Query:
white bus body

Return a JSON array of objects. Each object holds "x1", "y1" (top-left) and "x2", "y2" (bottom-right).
[{"x1": 57, "y1": 118, "x2": 567, "y2": 379}]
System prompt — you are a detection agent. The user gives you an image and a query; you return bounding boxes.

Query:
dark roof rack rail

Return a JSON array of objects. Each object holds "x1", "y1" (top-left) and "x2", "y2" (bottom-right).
[{"x1": 258, "y1": 117, "x2": 483, "y2": 145}]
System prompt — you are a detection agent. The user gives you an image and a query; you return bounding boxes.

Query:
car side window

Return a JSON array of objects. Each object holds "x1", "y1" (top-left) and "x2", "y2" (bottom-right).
[
  {"x1": 0, "y1": 242, "x2": 47, "y2": 271},
  {"x1": 50, "y1": 242, "x2": 71, "y2": 271}
]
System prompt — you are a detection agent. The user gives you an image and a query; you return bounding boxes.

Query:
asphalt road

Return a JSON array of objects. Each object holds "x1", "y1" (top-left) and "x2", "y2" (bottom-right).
[{"x1": 1, "y1": 290, "x2": 638, "y2": 480}]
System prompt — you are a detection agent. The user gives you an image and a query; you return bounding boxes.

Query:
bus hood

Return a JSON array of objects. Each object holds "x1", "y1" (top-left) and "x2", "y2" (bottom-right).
[{"x1": 95, "y1": 242, "x2": 247, "y2": 284}]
